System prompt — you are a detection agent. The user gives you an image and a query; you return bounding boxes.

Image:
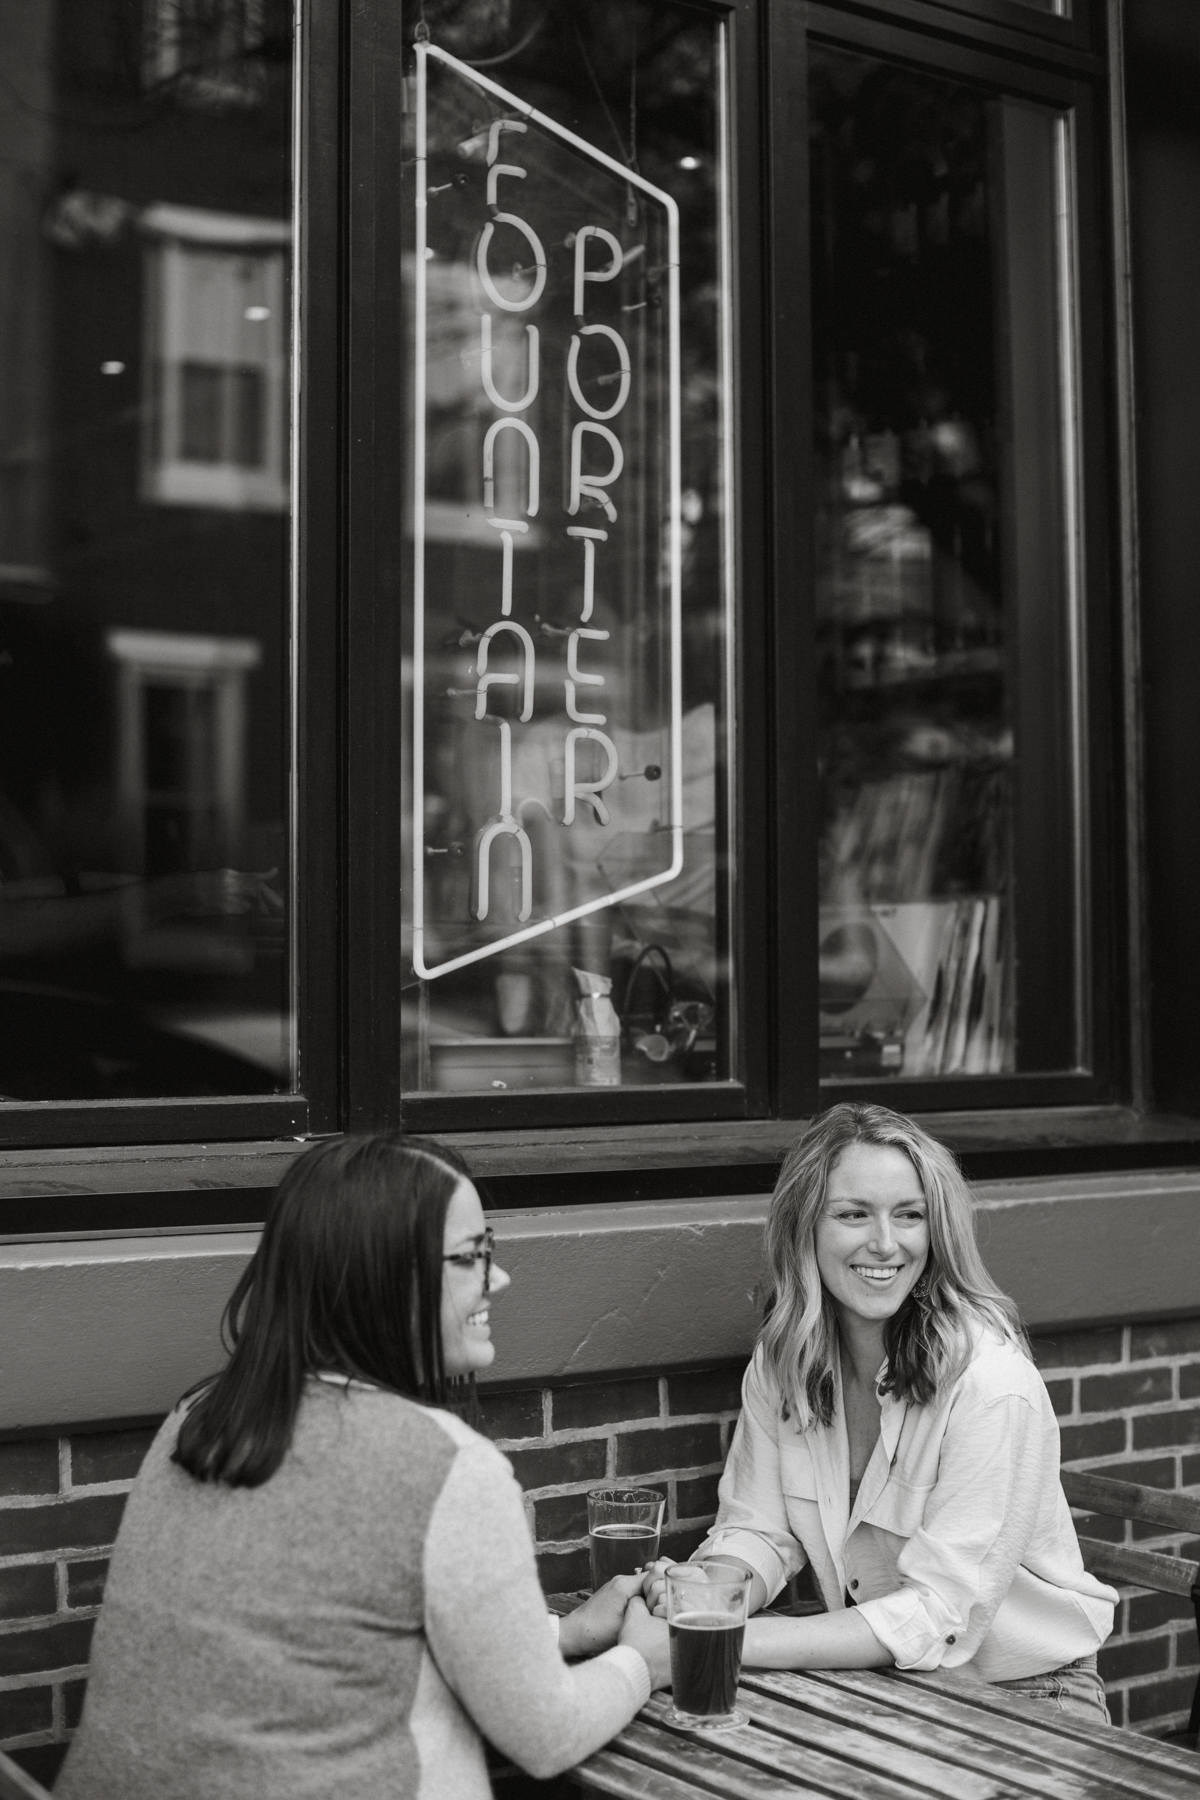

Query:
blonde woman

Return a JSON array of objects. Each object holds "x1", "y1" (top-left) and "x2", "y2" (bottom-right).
[{"x1": 646, "y1": 1103, "x2": 1116, "y2": 1721}]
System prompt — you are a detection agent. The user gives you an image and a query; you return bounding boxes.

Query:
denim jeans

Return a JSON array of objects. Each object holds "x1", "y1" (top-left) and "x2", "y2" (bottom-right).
[{"x1": 995, "y1": 1653, "x2": 1111, "y2": 1725}]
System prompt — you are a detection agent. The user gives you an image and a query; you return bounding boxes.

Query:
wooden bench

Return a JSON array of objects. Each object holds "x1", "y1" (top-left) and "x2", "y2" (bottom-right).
[
  {"x1": 0, "y1": 1750, "x2": 52, "y2": 1800},
  {"x1": 1061, "y1": 1467, "x2": 1200, "y2": 1748}
]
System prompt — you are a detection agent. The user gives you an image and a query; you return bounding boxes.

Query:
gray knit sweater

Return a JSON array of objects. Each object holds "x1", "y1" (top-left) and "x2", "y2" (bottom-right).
[{"x1": 55, "y1": 1379, "x2": 649, "y2": 1798}]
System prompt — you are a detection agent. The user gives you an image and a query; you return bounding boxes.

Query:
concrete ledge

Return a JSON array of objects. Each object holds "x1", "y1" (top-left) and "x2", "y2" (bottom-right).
[{"x1": 3, "y1": 1170, "x2": 1199, "y2": 1430}]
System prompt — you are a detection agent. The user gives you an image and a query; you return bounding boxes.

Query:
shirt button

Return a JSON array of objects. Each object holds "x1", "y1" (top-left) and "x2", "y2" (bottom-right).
[
  {"x1": 849, "y1": 1579, "x2": 859, "y2": 1591},
  {"x1": 946, "y1": 1635, "x2": 956, "y2": 1645}
]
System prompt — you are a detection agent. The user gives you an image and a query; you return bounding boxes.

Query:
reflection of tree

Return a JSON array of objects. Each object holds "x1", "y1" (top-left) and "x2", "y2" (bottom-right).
[{"x1": 810, "y1": 48, "x2": 1001, "y2": 608}]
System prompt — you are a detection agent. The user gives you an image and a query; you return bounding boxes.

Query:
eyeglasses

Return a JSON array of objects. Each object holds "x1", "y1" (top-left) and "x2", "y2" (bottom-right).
[{"x1": 442, "y1": 1226, "x2": 495, "y2": 1293}]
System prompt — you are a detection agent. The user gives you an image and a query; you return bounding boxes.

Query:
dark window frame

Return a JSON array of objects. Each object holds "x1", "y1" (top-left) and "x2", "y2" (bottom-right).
[
  {"x1": 0, "y1": 0, "x2": 1133, "y2": 1160},
  {"x1": 801, "y1": 1, "x2": 1124, "y2": 1114}
]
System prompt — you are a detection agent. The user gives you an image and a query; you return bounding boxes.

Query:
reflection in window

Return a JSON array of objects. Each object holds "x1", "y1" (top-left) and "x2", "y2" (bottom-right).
[
  {"x1": 144, "y1": 218, "x2": 289, "y2": 510},
  {"x1": 402, "y1": 1, "x2": 735, "y2": 1097},
  {"x1": 812, "y1": 47, "x2": 1085, "y2": 1083},
  {"x1": 0, "y1": 0, "x2": 292, "y2": 1101}
]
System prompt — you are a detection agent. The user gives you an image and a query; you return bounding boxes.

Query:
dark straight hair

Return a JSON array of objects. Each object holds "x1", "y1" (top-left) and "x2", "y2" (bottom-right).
[{"x1": 173, "y1": 1134, "x2": 474, "y2": 1487}]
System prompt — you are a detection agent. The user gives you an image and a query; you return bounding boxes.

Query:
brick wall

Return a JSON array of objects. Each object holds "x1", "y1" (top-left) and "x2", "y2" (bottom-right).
[
  {"x1": 0, "y1": 1425, "x2": 158, "y2": 1788},
  {"x1": 1037, "y1": 1317, "x2": 1200, "y2": 1732},
  {"x1": 2, "y1": 1327, "x2": 1198, "y2": 1785}
]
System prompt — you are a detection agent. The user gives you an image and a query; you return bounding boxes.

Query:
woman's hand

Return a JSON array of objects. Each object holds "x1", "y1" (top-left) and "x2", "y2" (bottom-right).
[
  {"x1": 640, "y1": 1557, "x2": 672, "y2": 1619},
  {"x1": 556, "y1": 1575, "x2": 644, "y2": 1659},
  {"x1": 618, "y1": 1596, "x2": 672, "y2": 1690}
]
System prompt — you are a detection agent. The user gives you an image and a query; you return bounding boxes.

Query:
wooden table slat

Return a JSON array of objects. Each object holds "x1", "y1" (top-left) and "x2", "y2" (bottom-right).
[
  {"x1": 633, "y1": 1696, "x2": 1010, "y2": 1800},
  {"x1": 892, "y1": 1667, "x2": 1200, "y2": 1779},
  {"x1": 805, "y1": 1671, "x2": 1200, "y2": 1799},
  {"x1": 567, "y1": 1748, "x2": 717, "y2": 1800},
  {"x1": 732, "y1": 1679, "x2": 1027, "y2": 1800},
  {"x1": 740, "y1": 1671, "x2": 1116, "y2": 1800},
  {"x1": 615, "y1": 1717, "x2": 837, "y2": 1800}
]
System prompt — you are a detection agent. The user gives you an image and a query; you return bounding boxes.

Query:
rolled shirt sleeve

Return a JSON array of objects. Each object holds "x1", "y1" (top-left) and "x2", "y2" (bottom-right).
[
  {"x1": 854, "y1": 1388, "x2": 1053, "y2": 1671},
  {"x1": 693, "y1": 1354, "x2": 807, "y2": 1606}
]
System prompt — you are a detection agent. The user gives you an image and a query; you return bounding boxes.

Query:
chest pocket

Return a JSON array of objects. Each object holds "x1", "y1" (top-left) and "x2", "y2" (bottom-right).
[
  {"x1": 860, "y1": 1476, "x2": 935, "y2": 1540},
  {"x1": 778, "y1": 1444, "x2": 821, "y2": 1502}
]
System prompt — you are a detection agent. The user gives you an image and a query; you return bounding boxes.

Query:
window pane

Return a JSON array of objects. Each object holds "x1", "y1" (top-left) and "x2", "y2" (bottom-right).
[
  {"x1": 402, "y1": 3, "x2": 736, "y2": 1098},
  {"x1": 0, "y1": 0, "x2": 293, "y2": 1102},
  {"x1": 811, "y1": 47, "x2": 1086, "y2": 1083}
]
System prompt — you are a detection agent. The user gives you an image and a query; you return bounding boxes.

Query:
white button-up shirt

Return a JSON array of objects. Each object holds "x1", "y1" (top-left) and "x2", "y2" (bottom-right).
[{"x1": 698, "y1": 1332, "x2": 1116, "y2": 1681}]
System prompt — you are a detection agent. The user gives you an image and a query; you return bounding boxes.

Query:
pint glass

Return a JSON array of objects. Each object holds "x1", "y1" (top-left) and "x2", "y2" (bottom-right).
[
  {"x1": 664, "y1": 1560, "x2": 752, "y2": 1729},
  {"x1": 586, "y1": 1487, "x2": 664, "y2": 1589}
]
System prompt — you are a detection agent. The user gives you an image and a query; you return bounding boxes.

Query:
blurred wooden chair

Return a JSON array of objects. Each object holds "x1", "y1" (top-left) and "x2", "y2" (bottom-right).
[
  {"x1": 1062, "y1": 1467, "x2": 1200, "y2": 1749},
  {"x1": 0, "y1": 1749, "x2": 52, "y2": 1800}
]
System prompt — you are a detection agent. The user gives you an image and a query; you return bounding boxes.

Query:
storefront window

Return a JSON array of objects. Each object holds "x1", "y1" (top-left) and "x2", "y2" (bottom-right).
[
  {"x1": 0, "y1": 0, "x2": 293, "y2": 1102},
  {"x1": 402, "y1": 2, "x2": 735, "y2": 1098},
  {"x1": 811, "y1": 45, "x2": 1087, "y2": 1083}
]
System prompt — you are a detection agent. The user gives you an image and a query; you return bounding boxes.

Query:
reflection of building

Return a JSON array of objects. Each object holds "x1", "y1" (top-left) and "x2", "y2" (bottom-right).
[
  {"x1": 108, "y1": 627, "x2": 261, "y2": 877},
  {"x1": 142, "y1": 206, "x2": 290, "y2": 511}
]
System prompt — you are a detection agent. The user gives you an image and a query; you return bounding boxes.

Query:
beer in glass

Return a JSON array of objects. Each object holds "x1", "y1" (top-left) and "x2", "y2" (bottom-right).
[
  {"x1": 586, "y1": 1487, "x2": 664, "y2": 1588},
  {"x1": 665, "y1": 1561, "x2": 753, "y2": 1729}
]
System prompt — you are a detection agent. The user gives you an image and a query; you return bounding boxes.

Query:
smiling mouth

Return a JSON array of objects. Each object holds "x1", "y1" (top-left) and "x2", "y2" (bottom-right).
[
  {"x1": 850, "y1": 1266, "x2": 902, "y2": 1285},
  {"x1": 466, "y1": 1308, "x2": 490, "y2": 1327}
]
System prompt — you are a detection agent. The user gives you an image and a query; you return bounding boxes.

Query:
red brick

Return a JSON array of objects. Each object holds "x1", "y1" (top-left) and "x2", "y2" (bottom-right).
[
  {"x1": 1128, "y1": 1591, "x2": 1196, "y2": 1631},
  {"x1": 69, "y1": 1427, "x2": 158, "y2": 1486},
  {"x1": 1044, "y1": 1379, "x2": 1073, "y2": 1418},
  {"x1": 1181, "y1": 1363, "x2": 1200, "y2": 1401},
  {"x1": 0, "y1": 1683, "x2": 53, "y2": 1739},
  {"x1": 1031, "y1": 1329, "x2": 1123, "y2": 1370},
  {"x1": 676, "y1": 1473, "x2": 721, "y2": 1520},
  {"x1": 1080, "y1": 1368, "x2": 1173, "y2": 1412},
  {"x1": 614, "y1": 1422, "x2": 722, "y2": 1478},
  {"x1": 0, "y1": 1495, "x2": 126, "y2": 1559},
  {"x1": 535, "y1": 1546, "x2": 591, "y2": 1595},
  {"x1": 1059, "y1": 1418, "x2": 1125, "y2": 1462},
  {"x1": 0, "y1": 1617, "x2": 94, "y2": 1678},
  {"x1": 1185, "y1": 1454, "x2": 1200, "y2": 1488},
  {"x1": 477, "y1": 1388, "x2": 543, "y2": 1442},
  {"x1": 0, "y1": 1440, "x2": 59, "y2": 1500},
  {"x1": 64, "y1": 1676, "x2": 88, "y2": 1729},
  {"x1": 1127, "y1": 1673, "x2": 1197, "y2": 1723},
  {"x1": 534, "y1": 1493, "x2": 589, "y2": 1543},
  {"x1": 552, "y1": 1378, "x2": 659, "y2": 1433},
  {"x1": 1133, "y1": 1408, "x2": 1200, "y2": 1451},
  {"x1": 7, "y1": 1744, "x2": 68, "y2": 1788},
  {"x1": 66, "y1": 1558, "x2": 110, "y2": 1610},
  {"x1": 1131, "y1": 1319, "x2": 1200, "y2": 1360},
  {"x1": 1107, "y1": 1686, "x2": 1127, "y2": 1726},
  {"x1": 1098, "y1": 1636, "x2": 1171, "y2": 1683},
  {"x1": 667, "y1": 1366, "x2": 746, "y2": 1416},
  {"x1": 507, "y1": 1440, "x2": 607, "y2": 1492},
  {"x1": 0, "y1": 1562, "x2": 56, "y2": 1621},
  {"x1": 1177, "y1": 1632, "x2": 1199, "y2": 1670}
]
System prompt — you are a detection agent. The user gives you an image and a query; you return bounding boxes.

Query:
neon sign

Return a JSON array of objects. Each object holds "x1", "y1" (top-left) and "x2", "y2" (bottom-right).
[{"x1": 411, "y1": 40, "x2": 683, "y2": 983}]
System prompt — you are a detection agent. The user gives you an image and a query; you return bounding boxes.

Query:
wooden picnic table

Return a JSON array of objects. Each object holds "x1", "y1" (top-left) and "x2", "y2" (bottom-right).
[{"x1": 541, "y1": 1599, "x2": 1200, "y2": 1799}]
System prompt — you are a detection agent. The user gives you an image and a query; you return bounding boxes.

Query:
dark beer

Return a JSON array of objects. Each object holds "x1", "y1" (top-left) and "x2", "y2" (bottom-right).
[
  {"x1": 589, "y1": 1523, "x2": 659, "y2": 1588},
  {"x1": 668, "y1": 1611, "x2": 745, "y2": 1718}
]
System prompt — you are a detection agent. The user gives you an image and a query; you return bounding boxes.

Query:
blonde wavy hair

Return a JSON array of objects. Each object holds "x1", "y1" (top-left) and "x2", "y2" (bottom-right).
[{"x1": 759, "y1": 1103, "x2": 1026, "y2": 1430}]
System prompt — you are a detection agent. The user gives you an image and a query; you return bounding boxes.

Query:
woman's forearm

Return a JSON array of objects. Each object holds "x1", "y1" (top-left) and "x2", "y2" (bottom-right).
[{"x1": 742, "y1": 1605, "x2": 892, "y2": 1670}]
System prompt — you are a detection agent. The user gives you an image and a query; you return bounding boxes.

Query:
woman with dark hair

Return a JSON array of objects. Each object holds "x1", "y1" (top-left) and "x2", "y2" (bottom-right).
[
  {"x1": 644, "y1": 1103, "x2": 1116, "y2": 1722},
  {"x1": 56, "y1": 1135, "x2": 668, "y2": 1798}
]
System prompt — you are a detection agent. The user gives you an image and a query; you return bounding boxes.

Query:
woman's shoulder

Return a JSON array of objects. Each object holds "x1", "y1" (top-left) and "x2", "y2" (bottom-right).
[
  {"x1": 953, "y1": 1328, "x2": 1045, "y2": 1409},
  {"x1": 304, "y1": 1380, "x2": 508, "y2": 1475}
]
